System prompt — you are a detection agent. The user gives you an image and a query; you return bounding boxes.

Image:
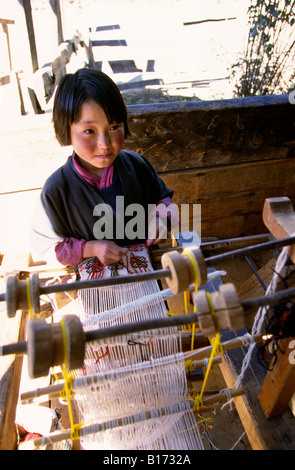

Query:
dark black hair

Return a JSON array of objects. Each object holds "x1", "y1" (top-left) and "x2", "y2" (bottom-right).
[{"x1": 52, "y1": 68, "x2": 130, "y2": 146}]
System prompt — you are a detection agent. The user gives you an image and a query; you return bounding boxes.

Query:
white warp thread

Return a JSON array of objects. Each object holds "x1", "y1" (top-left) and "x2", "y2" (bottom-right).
[
  {"x1": 71, "y1": 245, "x2": 205, "y2": 450},
  {"x1": 81, "y1": 269, "x2": 227, "y2": 328}
]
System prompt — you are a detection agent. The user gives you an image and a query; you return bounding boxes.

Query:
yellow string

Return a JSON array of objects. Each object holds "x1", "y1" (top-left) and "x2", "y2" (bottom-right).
[
  {"x1": 196, "y1": 415, "x2": 213, "y2": 426},
  {"x1": 59, "y1": 318, "x2": 84, "y2": 441},
  {"x1": 166, "y1": 310, "x2": 177, "y2": 316},
  {"x1": 53, "y1": 371, "x2": 60, "y2": 383},
  {"x1": 60, "y1": 318, "x2": 69, "y2": 369},
  {"x1": 167, "y1": 248, "x2": 199, "y2": 342},
  {"x1": 184, "y1": 290, "x2": 188, "y2": 313},
  {"x1": 183, "y1": 248, "x2": 199, "y2": 349},
  {"x1": 206, "y1": 292, "x2": 219, "y2": 334},
  {"x1": 181, "y1": 291, "x2": 189, "y2": 332},
  {"x1": 188, "y1": 387, "x2": 200, "y2": 400},
  {"x1": 193, "y1": 293, "x2": 223, "y2": 411},
  {"x1": 184, "y1": 251, "x2": 199, "y2": 286},
  {"x1": 26, "y1": 278, "x2": 37, "y2": 318},
  {"x1": 185, "y1": 359, "x2": 194, "y2": 373},
  {"x1": 191, "y1": 322, "x2": 196, "y2": 350},
  {"x1": 183, "y1": 248, "x2": 200, "y2": 289}
]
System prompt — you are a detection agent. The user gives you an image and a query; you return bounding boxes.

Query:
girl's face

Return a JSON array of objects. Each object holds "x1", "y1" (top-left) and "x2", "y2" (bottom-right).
[{"x1": 70, "y1": 100, "x2": 125, "y2": 176}]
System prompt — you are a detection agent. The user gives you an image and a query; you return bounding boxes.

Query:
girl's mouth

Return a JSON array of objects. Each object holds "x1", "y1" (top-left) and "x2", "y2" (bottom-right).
[{"x1": 95, "y1": 153, "x2": 112, "y2": 159}]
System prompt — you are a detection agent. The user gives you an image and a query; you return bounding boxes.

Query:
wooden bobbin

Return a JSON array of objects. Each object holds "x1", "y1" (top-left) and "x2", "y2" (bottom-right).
[
  {"x1": 161, "y1": 246, "x2": 207, "y2": 294},
  {"x1": 219, "y1": 283, "x2": 245, "y2": 332},
  {"x1": 6, "y1": 275, "x2": 19, "y2": 318},
  {"x1": 193, "y1": 283, "x2": 245, "y2": 337},
  {"x1": 192, "y1": 289, "x2": 225, "y2": 337},
  {"x1": 27, "y1": 315, "x2": 86, "y2": 379},
  {"x1": 6, "y1": 273, "x2": 40, "y2": 318}
]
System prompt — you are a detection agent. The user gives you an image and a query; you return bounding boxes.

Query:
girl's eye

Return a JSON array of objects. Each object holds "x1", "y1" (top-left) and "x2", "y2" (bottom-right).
[
  {"x1": 110, "y1": 123, "x2": 122, "y2": 131},
  {"x1": 84, "y1": 129, "x2": 94, "y2": 135}
]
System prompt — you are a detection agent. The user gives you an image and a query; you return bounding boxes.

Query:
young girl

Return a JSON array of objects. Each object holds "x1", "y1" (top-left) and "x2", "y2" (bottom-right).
[{"x1": 31, "y1": 68, "x2": 177, "y2": 268}]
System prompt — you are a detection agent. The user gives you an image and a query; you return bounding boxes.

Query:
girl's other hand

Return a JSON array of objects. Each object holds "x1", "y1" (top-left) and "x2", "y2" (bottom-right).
[{"x1": 83, "y1": 240, "x2": 128, "y2": 264}]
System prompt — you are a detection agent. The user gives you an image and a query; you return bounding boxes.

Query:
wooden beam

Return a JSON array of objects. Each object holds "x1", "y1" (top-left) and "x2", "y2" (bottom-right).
[
  {"x1": 126, "y1": 95, "x2": 294, "y2": 175},
  {"x1": 55, "y1": 0, "x2": 63, "y2": 45},
  {"x1": 263, "y1": 197, "x2": 295, "y2": 263},
  {"x1": 258, "y1": 337, "x2": 295, "y2": 418},
  {"x1": 161, "y1": 159, "x2": 295, "y2": 240},
  {"x1": 0, "y1": 19, "x2": 15, "y2": 24},
  {"x1": 0, "y1": 18, "x2": 15, "y2": 71}
]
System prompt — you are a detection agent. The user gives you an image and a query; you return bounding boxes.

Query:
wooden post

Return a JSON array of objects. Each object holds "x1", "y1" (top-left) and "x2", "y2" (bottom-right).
[
  {"x1": 263, "y1": 197, "x2": 295, "y2": 263},
  {"x1": 259, "y1": 197, "x2": 295, "y2": 418},
  {"x1": 22, "y1": 0, "x2": 39, "y2": 72},
  {"x1": 258, "y1": 338, "x2": 295, "y2": 418},
  {"x1": 55, "y1": 0, "x2": 63, "y2": 45}
]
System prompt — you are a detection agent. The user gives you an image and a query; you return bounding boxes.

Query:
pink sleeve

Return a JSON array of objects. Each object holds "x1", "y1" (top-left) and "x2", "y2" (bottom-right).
[
  {"x1": 55, "y1": 238, "x2": 86, "y2": 266},
  {"x1": 158, "y1": 197, "x2": 173, "y2": 207},
  {"x1": 156, "y1": 197, "x2": 178, "y2": 227}
]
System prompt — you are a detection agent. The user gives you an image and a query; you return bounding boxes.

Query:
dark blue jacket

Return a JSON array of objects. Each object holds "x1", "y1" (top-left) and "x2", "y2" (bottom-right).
[{"x1": 40, "y1": 150, "x2": 173, "y2": 245}]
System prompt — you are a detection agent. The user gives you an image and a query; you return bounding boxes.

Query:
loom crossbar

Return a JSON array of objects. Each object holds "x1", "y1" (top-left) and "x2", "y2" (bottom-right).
[
  {"x1": 27, "y1": 389, "x2": 244, "y2": 449},
  {"x1": 2, "y1": 284, "x2": 295, "y2": 360},
  {"x1": 1, "y1": 235, "x2": 295, "y2": 317}
]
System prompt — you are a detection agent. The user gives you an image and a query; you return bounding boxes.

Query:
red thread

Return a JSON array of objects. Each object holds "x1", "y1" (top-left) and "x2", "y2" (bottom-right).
[{"x1": 95, "y1": 346, "x2": 109, "y2": 364}]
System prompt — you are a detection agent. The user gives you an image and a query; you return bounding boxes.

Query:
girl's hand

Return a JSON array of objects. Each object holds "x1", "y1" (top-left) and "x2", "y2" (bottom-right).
[
  {"x1": 83, "y1": 240, "x2": 128, "y2": 264},
  {"x1": 146, "y1": 202, "x2": 179, "y2": 248},
  {"x1": 146, "y1": 217, "x2": 168, "y2": 247}
]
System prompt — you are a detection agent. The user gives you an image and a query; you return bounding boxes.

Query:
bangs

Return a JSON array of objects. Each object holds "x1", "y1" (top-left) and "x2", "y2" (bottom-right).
[
  {"x1": 74, "y1": 69, "x2": 128, "y2": 127},
  {"x1": 53, "y1": 68, "x2": 130, "y2": 146}
]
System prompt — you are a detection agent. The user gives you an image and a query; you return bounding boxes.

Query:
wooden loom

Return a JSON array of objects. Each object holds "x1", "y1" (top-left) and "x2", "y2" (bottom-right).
[{"x1": 0, "y1": 197, "x2": 295, "y2": 450}]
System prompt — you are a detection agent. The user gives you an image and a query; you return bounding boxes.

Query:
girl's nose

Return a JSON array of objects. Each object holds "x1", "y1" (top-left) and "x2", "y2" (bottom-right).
[{"x1": 96, "y1": 132, "x2": 110, "y2": 149}]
